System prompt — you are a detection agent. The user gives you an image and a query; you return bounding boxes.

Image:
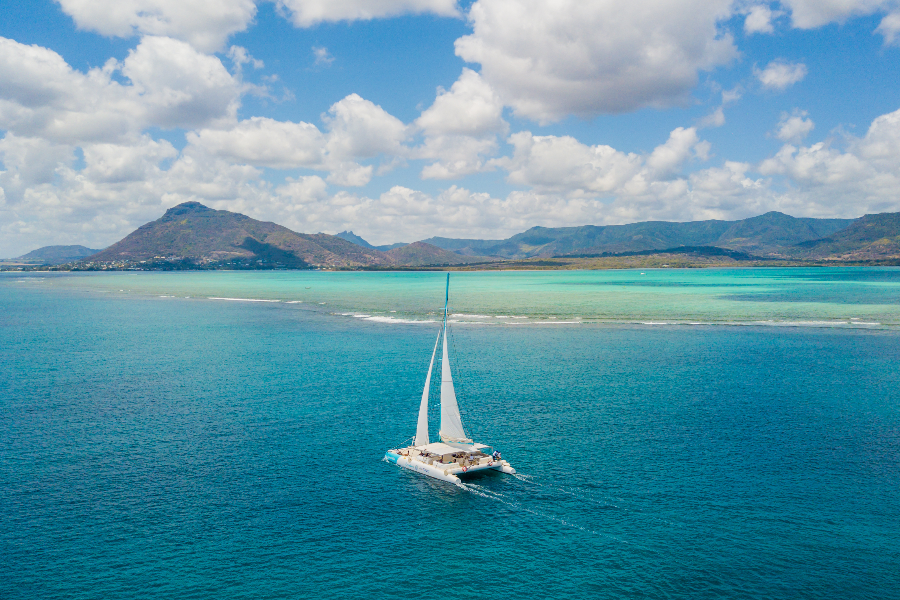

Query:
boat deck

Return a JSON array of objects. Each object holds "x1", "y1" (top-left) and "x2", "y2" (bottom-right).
[{"x1": 386, "y1": 443, "x2": 514, "y2": 482}]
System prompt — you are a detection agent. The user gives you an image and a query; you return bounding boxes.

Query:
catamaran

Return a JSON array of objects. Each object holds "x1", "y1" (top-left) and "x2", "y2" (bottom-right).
[{"x1": 385, "y1": 274, "x2": 515, "y2": 484}]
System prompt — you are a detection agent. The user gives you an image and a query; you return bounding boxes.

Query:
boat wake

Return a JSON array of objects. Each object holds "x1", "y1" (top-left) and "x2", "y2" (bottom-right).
[
  {"x1": 457, "y1": 478, "x2": 710, "y2": 575},
  {"x1": 455, "y1": 480, "x2": 620, "y2": 540},
  {"x1": 509, "y1": 472, "x2": 683, "y2": 529}
]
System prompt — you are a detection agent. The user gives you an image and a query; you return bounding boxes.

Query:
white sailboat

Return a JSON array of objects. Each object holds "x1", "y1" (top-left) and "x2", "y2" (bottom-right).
[{"x1": 385, "y1": 274, "x2": 515, "y2": 484}]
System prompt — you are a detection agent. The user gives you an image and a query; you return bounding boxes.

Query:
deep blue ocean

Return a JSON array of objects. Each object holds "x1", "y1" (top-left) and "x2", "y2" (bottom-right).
[{"x1": 2, "y1": 269, "x2": 899, "y2": 599}]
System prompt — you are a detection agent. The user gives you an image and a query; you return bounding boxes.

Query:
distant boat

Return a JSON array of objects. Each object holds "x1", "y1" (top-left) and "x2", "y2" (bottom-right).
[{"x1": 385, "y1": 274, "x2": 515, "y2": 484}]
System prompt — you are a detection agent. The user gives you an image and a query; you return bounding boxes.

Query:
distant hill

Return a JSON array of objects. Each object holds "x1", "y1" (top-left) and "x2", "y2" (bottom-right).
[
  {"x1": 336, "y1": 230, "x2": 408, "y2": 252},
  {"x1": 424, "y1": 212, "x2": 857, "y2": 259},
  {"x1": 37, "y1": 202, "x2": 899, "y2": 271},
  {"x1": 87, "y1": 202, "x2": 391, "y2": 268},
  {"x1": 714, "y1": 212, "x2": 855, "y2": 255},
  {"x1": 335, "y1": 230, "x2": 374, "y2": 249},
  {"x1": 374, "y1": 242, "x2": 409, "y2": 251},
  {"x1": 15, "y1": 245, "x2": 101, "y2": 265},
  {"x1": 420, "y1": 236, "x2": 505, "y2": 256},
  {"x1": 384, "y1": 242, "x2": 491, "y2": 266},
  {"x1": 788, "y1": 212, "x2": 900, "y2": 260}
]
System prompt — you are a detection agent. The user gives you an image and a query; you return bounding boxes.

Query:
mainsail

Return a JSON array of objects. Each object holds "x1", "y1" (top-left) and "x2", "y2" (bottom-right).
[
  {"x1": 439, "y1": 274, "x2": 469, "y2": 443},
  {"x1": 415, "y1": 328, "x2": 441, "y2": 446}
]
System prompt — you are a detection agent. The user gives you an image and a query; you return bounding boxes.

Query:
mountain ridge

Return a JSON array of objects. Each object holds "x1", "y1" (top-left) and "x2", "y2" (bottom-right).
[
  {"x1": 421, "y1": 212, "x2": 858, "y2": 259},
  {"x1": 11, "y1": 245, "x2": 103, "y2": 265},
  {"x1": 17, "y1": 203, "x2": 900, "y2": 270},
  {"x1": 83, "y1": 202, "x2": 482, "y2": 268}
]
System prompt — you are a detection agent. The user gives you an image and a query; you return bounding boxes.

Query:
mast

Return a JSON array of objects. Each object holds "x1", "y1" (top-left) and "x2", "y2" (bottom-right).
[
  {"x1": 415, "y1": 327, "x2": 441, "y2": 446},
  {"x1": 444, "y1": 272, "x2": 450, "y2": 323},
  {"x1": 439, "y1": 273, "x2": 469, "y2": 443}
]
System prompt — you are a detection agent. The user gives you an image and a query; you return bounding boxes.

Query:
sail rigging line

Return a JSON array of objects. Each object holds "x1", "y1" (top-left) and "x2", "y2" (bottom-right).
[
  {"x1": 439, "y1": 273, "x2": 470, "y2": 443},
  {"x1": 447, "y1": 321, "x2": 471, "y2": 420}
]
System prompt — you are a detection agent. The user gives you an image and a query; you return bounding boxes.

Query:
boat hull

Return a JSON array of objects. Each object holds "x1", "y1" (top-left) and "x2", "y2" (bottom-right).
[{"x1": 385, "y1": 451, "x2": 515, "y2": 484}]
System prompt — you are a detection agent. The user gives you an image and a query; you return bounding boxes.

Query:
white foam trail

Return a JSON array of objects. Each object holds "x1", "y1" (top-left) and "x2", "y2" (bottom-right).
[
  {"x1": 285, "y1": 300, "x2": 303, "y2": 304},
  {"x1": 456, "y1": 482, "x2": 611, "y2": 539},
  {"x1": 159, "y1": 295, "x2": 175, "y2": 298},
  {"x1": 208, "y1": 297, "x2": 280, "y2": 303},
  {"x1": 510, "y1": 472, "x2": 682, "y2": 528}
]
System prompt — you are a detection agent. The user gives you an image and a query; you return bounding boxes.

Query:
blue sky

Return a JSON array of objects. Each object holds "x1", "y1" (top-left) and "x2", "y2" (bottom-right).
[{"x1": 1, "y1": 0, "x2": 899, "y2": 255}]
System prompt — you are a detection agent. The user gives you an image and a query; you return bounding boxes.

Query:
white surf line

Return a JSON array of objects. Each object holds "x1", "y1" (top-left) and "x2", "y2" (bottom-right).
[
  {"x1": 339, "y1": 312, "x2": 436, "y2": 324},
  {"x1": 208, "y1": 297, "x2": 281, "y2": 302},
  {"x1": 362, "y1": 316, "x2": 437, "y2": 324}
]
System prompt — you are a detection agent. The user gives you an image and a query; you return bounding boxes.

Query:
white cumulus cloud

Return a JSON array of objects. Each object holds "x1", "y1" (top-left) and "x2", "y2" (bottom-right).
[
  {"x1": 501, "y1": 132, "x2": 642, "y2": 195},
  {"x1": 55, "y1": 0, "x2": 257, "y2": 52},
  {"x1": 876, "y1": 11, "x2": 900, "y2": 44},
  {"x1": 323, "y1": 93, "x2": 408, "y2": 161},
  {"x1": 0, "y1": 36, "x2": 241, "y2": 144},
  {"x1": 415, "y1": 68, "x2": 507, "y2": 179},
  {"x1": 312, "y1": 46, "x2": 334, "y2": 67},
  {"x1": 188, "y1": 117, "x2": 326, "y2": 169},
  {"x1": 120, "y1": 36, "x2": 241, "y2": 129},
  {"x1": 755, "y1": 59, "x2": 808, "y2": 90},
  {"x1": 759, "y1": 106, "x2": 900, "y2": 213},
  {"x1": 779, "y1": 0, "x2": 895, "y2": 28},
  {"x1": 500, "y1": 127, "x2": 708, "y2": 196},
  {"x1": 454, "y1": 0, "x2": 737, "y2": 122},
  {"x1": 7, "y1": 106, "x2": 900, "y2": 257},
  {"x1": 775, "y1": 110, "x2": 815, "y2": 142},
  {"x1": 744, "y1": 4, "x2": 779, "y2": 34},
  {"x1": 188, "y1": 93, "x2": 407, "y2": 186},
  {"x1": 276, "y1": 0, "x2": 459, "y2": 27}
]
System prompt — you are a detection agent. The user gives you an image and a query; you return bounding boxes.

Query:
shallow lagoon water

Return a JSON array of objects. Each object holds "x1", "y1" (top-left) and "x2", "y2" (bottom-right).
[{"x1": 2, "y1": 269, "x2": 899, "y2": 599}]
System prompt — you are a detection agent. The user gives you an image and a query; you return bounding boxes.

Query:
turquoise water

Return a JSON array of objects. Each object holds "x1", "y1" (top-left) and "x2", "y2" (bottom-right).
[{"x1": 2, "y1": 269, "x2": 899, "y2": 599}]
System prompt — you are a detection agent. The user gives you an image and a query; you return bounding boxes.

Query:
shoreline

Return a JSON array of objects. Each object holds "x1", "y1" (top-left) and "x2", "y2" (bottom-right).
[{"x1": 4, "y1": 256, "x2": 900, "y2": 272}]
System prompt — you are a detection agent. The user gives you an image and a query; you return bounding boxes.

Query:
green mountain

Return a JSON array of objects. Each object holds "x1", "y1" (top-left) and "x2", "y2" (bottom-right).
[
  {"x1": 418, "y1": 236, "x2": 505, "y2": 256},
  {"x1": 424, "y1": 212, "x2": 857, "y2": 259},
  {"x1": 789, "y1": 212, "x2": 900, "y2": 260},
  {"x1": 87, "y1": 202, "x2": 391, "y2": 268},
  {"x1": 384, "y1": 242, "x2": 491, "y2": 266},
  {"x1": 15, "y1": 245, "x2": 102, "y2": 265},
  {"x1": 714, "y1": 212, "x2": 856, "y2": 255}
]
